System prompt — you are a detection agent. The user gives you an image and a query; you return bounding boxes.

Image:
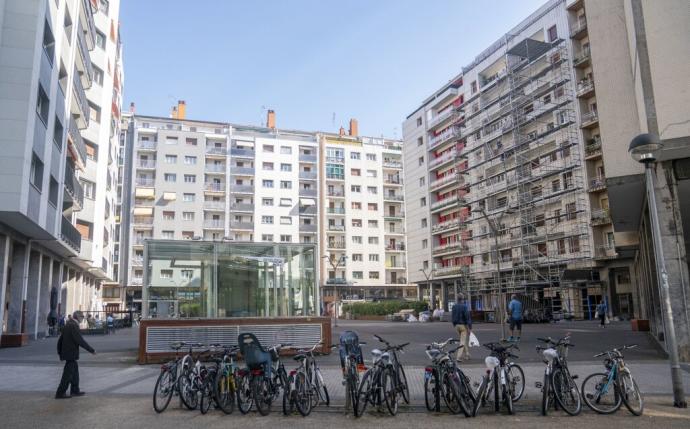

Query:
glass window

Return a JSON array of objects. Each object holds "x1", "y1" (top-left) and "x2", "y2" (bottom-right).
[
  {"x1": 369, "y1": 254, "x2": 379, "y2": 262},
  {"x1": 263, "y1": 145, "x2": 274, "y2": 153},
  {"x1": 262, "y1": 234, "x2": 273, "y2": 242},
  {"x1": 280, "y1": 181, "x2": 292, "y2": 189},
  {"x1": 263, "y1": 180, "x2": 274, "y2": 188},
  {"x1": 30, "y1": 153, "x2": 43, "y2": 190},
  {"x1": 366, "y1": 154, "x2": 376, "y2": 161},
  {"x1": 164, "y1": 174, "x2": 176, "y2": 182},
  {"x1": 280, "y1": 198, "x2": 292, "y2": 206},
  {"x1": 183, "y1": 193, "x2": 195, "y2": 202},
  {"x1": 280, "y1": 235, "x2": 292, "y2": 243},
  {"x1": 165, "y1": 155, "x2": 177, "y2": 164},
  {"x1": 280, "y1": 163, "x2": 292, "y2": 172},
  {"x1": 262, "y1": 216, "x2": 274, "y2": 224},
  {"x1": 352, "y1": 236, "x2": 362, "y2": 244},
  {"x1": 162, "y1": 211, "x2": 175, "y2": 220},
  {"x1": 184, "y1": 175, "x2": 196, "y2": 183},
  {"x1": 262, "y1": 198, "x2": 274, "y2": 206},
  {"x1": 95, "y1": 30, "x2": 106, "y2": 49},
  {"x1": 263, "y1": 162, "x2": 274, "y2": 170},
  {"x1": 368, "y1": 237, "x2": 378, "y2": 245},
  {"x1": 280, "y1": 216, "x2": 292, "y2": 225},
  {"x1": 280, "y1": 146, "x2": 292, "y2": 154},
  {"x1": 368, "y1": 271, "x2": 380, "y2": 279},
  {"x1": 182, "y1": 212, "x2": 194, "y2": 221},
  {"x1": 184, "y1": 156, "x2": 197, "y2": 165}
]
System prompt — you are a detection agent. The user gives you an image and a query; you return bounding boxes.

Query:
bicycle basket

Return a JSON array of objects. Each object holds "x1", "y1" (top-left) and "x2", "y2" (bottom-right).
[
  {"x1": 338, "y1": 330, "x2": 364, "y2": 368},
  {"x1": 238, "y1": 332, "x2": 271, "y2": 370}
]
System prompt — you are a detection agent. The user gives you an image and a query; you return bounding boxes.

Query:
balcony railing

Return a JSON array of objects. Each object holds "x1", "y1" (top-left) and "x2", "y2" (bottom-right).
[
  {"x1": 231, "y1": 166, "x2": 254, "y2": 175},
  {"x1": 136, "y1": 159, "x2": 156, "y2": 169},
  {"x1": 588, "y1": 176, "x2": 606, "y2": 191},
  {"x1": 132, "y1": 216, "x2": 154, "y2": 226},
  {"x1": 428, "y1": 127, "x2": 459, "y2": 150},
  {"x1": 383, "y1": 161, "x2": 403, "y2": 169},
  {"x1": 385, "y1": 262, "x2": 406, "y2": 269},
  {"x1": 429, "y1": 174, "x2": 460, "y2": 190},
  {"x1": 204, "y1": 220, "x2": 225, "y2": 229},
  {"x1": 326, "y1": 241, "x2": 346, "y2": 249},
  {"x1": 576, "y1": 79, "x2": 594, "y2": 97},
  {"x1": 428, "y1": 107, "x2": 457, "y2": 129},
  {"x1": 137, "y1": 140, "x2": 157, "y2": 150},
  {"x1": 299, "y1": 154, "x2": 317, "y2": 163},
  {"x1": 60, "y1": 216, "x2": 81, "y2": 252},
  {"x1": 131, "y1": 277, "x2": 143, "y2": 286},
  {"x1": 229, "y1": 202, "x2": 253, "y2": 212},
  {"x1": 434, "y1": 265, "x2": 467, "y2": 277},
  {"x1": 131, "y1": 258, "x2": 143, "y2": 267},
  {"x1": 299, "y1": 206, "x2": 317, "y2": 216},
  {"x1": 432, "y1": 243, "x2": 468, "y2": 256},
  {"x1": 326, "y1": 156, "x2": 344, "y2": 163},
  {"x1": 327, "y1": 207, "x2": 345, "y2": 215},
  {"x1": 585, "y1": 139, "x2": 602, "y2": 158},
  {"x1": 431, "y1": 195, "x2": 465, "y2": 211},
  {"x1": 385, "y1": 244, "x2": 406, "y2": 251},
  {"x1": 299, "y1": 224, "x2": 317, "y2": 232},
  {"x1": 595, "y1": 245, "x2": 617, "y2": 259},
  {"x1": 581, "y1": 110, "x2": 599, "y2": 126},
  {"x1": 203, "y1": 201, "x2": 225, "y2": 210},
  {"x1": 327, "y1": 190, "x2": 345, "y2": 198},
  {"x1": 206, "y1": 183, "x2": 228, "y2": 192},
  {"x1": 432, "y1": 218, "x2": 466, "y2": 233},
  {"x1": 206, "y1": 147, "x2": 227, "y2": 155},
  {"x1": 205, "y1": 164, "x2": 226, "y2": 173},
  {"x1": 135, "y1": 178, "x2": 155, "y2": 187},
  {"x1": 75, "y1": 21, "x2": 93, "y2": 89},
  {"x1": 385, "y1": 227, "x2": 405, "y2": 234},
  {"x1": 383, "y1": 194, "x2": 404, "y2": 201},
  {"x1": 299, "y1": 171, "x2": 317, "y2": 180},
  {"x1": 63, "y1": 164, "x2": 84, "y2": 210},
  {"x1": 428, "y1": 150, "x2": 458, "y2": 169},
  {"x1": 80, "y1": 0, "x2": 96, "y2": 48},
  {"x1": 384, "y1": 177, "x2": 403, "y2": 186},
  {"x1": 573, "y1": 48, "x2": 591, "y2": 67},
  {"x1": 570, "y1": 19, "x2": 588, "y2": 38},
  {"x1": 229, "y1": 221, "x2": 253, "y2": 230},
  {"x1": 72, "y1": 67, "x2": 90, "y2": 129},
  {"x1": 326, "y1": 174, "x2": 344, "y2": 180},
  {"x1": 230, "y1": 148, "x2": 254, "y2": 158},
  {"x1": 67, "y1": 118, "x2": 87, "y2": 168},
  {"x1": 327, "y1": 225, "x2": 346, "y2": 232},
  {"x1": 384, "y1": 211, "x2": 405, "y2": 219},
  {"x1": 299, "y1": 188, "x2": 317, "y2": 197},
  {"x1": 591, "y1": 208, "x2": 611, "y2": 225}
]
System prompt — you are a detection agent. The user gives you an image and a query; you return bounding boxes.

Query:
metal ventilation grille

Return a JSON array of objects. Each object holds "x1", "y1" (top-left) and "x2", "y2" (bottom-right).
[{"x1": 145, "y1": 324, "x2": 323, "y2": 353}]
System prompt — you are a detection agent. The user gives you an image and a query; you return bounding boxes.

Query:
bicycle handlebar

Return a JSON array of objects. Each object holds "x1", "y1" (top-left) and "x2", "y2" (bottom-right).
[{"x1": 593, "y1": 344, "x2": 637, "y2": 358}]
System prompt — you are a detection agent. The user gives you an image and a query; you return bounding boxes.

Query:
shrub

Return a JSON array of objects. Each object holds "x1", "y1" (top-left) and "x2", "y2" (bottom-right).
[{"x1": 341, "y1": 301, "x2": 428, "y2": 316}]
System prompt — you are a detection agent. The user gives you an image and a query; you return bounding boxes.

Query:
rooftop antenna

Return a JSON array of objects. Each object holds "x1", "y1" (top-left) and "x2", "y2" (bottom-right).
[{"x1": 260, "y1": 105, "x2": 268, "y2": 127}]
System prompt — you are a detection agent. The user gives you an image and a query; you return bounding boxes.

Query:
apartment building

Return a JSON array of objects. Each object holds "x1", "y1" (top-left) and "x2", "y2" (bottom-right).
[
  {"x1": 403, "y1": 0, "x2": 619, "y2": 317},
  {"x1": 0, "y1": 0, "x2": 122, "y2": 345},
  {"x1": 319, "y1": 123, "x2": 413, "y2": 309}
]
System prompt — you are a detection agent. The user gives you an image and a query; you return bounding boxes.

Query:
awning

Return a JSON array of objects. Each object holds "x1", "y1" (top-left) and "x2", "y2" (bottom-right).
[
  {"x1": 300, "y1": 198, "x2": 316, "y2": 206},
  {"x1": 133, "y1": 207, "x2": 153, "y2": 216},
  {"x1": 135, "y1": 187, "x2": 155, "y2": 199},
  {"x1": 163, "y1": 192, "x2": 176, "y2": 201}
]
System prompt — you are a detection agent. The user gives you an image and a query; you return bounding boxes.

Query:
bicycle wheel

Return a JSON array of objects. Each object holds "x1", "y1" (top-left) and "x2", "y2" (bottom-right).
[
  {"x1": 507, "y1": 364, "x2": 525, "y2": 402},
  {"x1": 236, "y1": 372, "x2": 253, "y2": 414},
  {"x1": 504, "y1": 383, "x2": 514, "y2": 415},
  {"x1": 382, "y1": 367, "x2": 399, "y2": 416},
  {"x1": 541, "y1": 373, "x2": 551, "y2": 416},
  {"x1": 471, "y1": 375, "x2": 489, "y2": 417},
  {"x1": 618, "y1": 371, "x2": 643, "y2": 416},
  {"x1": 294, "y1": 372, "x2": 313, "y2": 417},
  {"x1": 253, "y1": 376, "x2": 273, "y2": 416},
  {"x1": 315, "y1": 368, "x2": 330, "y2": 407},
  {"x1": 454, "y1": 370, "x2": 474, "y2": 417},
  {"x1": 552, "y1": 367, "x2": 582, "y2": 416},
  {"x1": 178, "y1": 373, "x2": 198, "y2": 410},
  {"x1": 199, "y1": 377, "x2": 213, "y2": 414},
  {"x1": 493, "y1": 371, "x2": 500, "y2": 412},
  {"x1": 152, "y1": 368, "x2": 174, "y2": 413},
  {"x1": 355, "y1": 369, "x2": 372, "y2": 417},
  {"x1": 581, "y1": 372, "x2": 622, "y2": 414},
  {"x1": 424, "y1": 370, "x2": 439, "y2": 412},
  {"x1": 213, "y1": 370, "x2": 235, "y2": 414},
  {"x1": 440, "y1": 371, "x2": 462, "y2": 414},
  {"x1": 397, "y1": 365, "x2": 410, "y2": 404},
  {"x1": 282, "y1": 374, "x2": 294, "y2": 416},
  {"x1": 347, "y1": 365, "x2": 358, "y2": 414}
]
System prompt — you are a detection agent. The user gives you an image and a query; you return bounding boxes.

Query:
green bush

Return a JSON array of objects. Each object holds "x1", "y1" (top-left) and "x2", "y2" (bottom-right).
[{"x1": 341, "y1": 301, "x2": 428, "y2": 316}]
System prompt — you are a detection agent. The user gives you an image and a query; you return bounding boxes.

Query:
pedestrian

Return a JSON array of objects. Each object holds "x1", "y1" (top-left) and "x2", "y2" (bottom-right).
[
  {"x1": 106, "y1": 313, "x2": 114, "y2": 334},
  {"x1": 596, "y1": 300, "x2": 607, "y2": 327},
  {"x1": 452, "y1": 293, "x2": 472, "y2": 361},
  {"x1": 507, "y1": 294, "x2": 523, "y2": 342},
  {"x1": 55, "y1": 311, "x2": 96, "y2": 399}
]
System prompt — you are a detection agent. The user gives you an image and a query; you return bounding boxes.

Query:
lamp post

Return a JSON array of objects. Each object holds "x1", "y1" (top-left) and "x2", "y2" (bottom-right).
[
  {"x1": 478, "y1": 207, "x2": 514, "y2": 341},
  {"x1": 419, "y1": 267, "x2": 434, "y2": 310},
  {"x1": 629, "y1": 134, "x2": 686, "y2": 408},
  {"x1": 324, "y1": 255, "x2": 347, "y2": 328}
]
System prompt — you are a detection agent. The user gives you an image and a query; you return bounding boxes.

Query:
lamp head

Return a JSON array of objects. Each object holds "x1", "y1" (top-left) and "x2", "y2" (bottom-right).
[{"x1": 629, "y1": 133, "x2": 662, "y2": 164}]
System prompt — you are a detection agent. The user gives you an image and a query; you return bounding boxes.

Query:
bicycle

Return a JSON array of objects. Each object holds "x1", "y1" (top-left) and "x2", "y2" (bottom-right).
[
  {"x1": 472, "y1": 341, "x2": 523, "y2": 416},
  {"x1": 337, "y1": 331, "x2": 366, "y2": 414},
  {"x1": 199, "y1": 344, "x2": 240, "y2": 414},
  {"x1": 424, "y1": 338, "x2": 476, "y2": 417},
  {"x1": 178, "y1": 343, "x2": 211, "y2": 411},
  {"x1": 355, "y1": 343, "x2": 399, "y2": 417},
  {"x1": 373, "y1": 335, "x2": 410, "y2": 404},
  {"x1": 152, "y1": 342, "x2": 188, "y2": 413},
  {"x1": 581, "y1": 344, "x2": 643, "y2": 416},
  {"x1": 285, "y1": 342, "x2": 330, "y2": 416},
  {"x1": 535, "y1": 336, "x2": 581, "y2": 416}
]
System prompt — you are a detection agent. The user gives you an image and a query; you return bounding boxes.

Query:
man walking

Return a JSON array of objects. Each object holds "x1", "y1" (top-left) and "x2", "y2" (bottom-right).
[
  {"x1": 452, "y1": 294, "x2": 472, "y2": 361},
  {"x1": 507, "y1": 294, "x2": 523, "y2": 342},
  {"x1": 56, "y1": 311, "x2": 96, "y2": 399},
  {"x1": 596, "y1": 300, "x2": 607, "y2": 328}
]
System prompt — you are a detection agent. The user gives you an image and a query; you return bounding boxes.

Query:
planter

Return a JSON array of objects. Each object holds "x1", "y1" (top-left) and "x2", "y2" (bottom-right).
[
  {"x1": 631, "y1": 319, "x2": 650, "y2": 332},
  {"x1": 0, "y1": 333, "x2": 29, "y2": 347}
]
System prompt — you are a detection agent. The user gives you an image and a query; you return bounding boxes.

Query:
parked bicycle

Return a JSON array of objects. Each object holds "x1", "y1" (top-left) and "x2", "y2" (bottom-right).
[
  {"x1": 199, "y1": 344, "x2": 240, "y2": 414},
  {"x1": 472, "y1": 342, "x2": 524, "y2": 416},
  {"x1": 355, "y1": 341, "x2": 399, "y2": 416},
  {"x1": 535, "y1": 336, "x2": 581, "y2": 416},
  {"x1": 374, "y1": 335, "x2": 410, "y2": 404},
  {"x1": 337, "y1": 331, "x2": 366, "y2": 414},
  {"x1": 178, "y1": 343, "x2": 211, "y2": 411},
  {"x1": 152, "y1": 342, "x2": 188, "y2": 413},
  {"x1": 284, "y1": 342, "x2": 330, "y2": 416},
  {"x1": 424, "y1": 338, "x2": 476, "y2": 416},
  {"x1": 581, "y1": 344, "x2": 643, "y2": 416}
]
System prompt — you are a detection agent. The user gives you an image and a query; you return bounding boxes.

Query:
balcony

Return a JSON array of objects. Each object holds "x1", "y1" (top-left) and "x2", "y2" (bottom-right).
[
  {"x1": 430, "y1": 86, "x2": 459, "y2": 109},
  {"x1": 326, "y1": 207, "x2": 346, "y2": 215},
  {"x1": 384, "y1": 211, "x2": 405, "y2": 220},
  {"x1": 572, "y1": 49, "x2": 591, "y2": 68},
  {"x1": 428, "y1": 127, "x2": 460, "y2": 150},
  {"x1": 205, "y1": 164, "x2": 226, "y2": 173},
  {"x1": 131, "y1": 257, "x2": 144, "y2": 267},
  {"x1": 326, "y1": 156, "x2": 345, "y2": 164},
  {"x1": 204, "y1": 220, "x2": 225, "y2": 229},
  {"x1": 435, "y1": 265, "x2": 467, "y2": 277},
  {"x1": 230, "y1": 148, "x2": 254, "y2": 158},
  {"x1": 74, "y1": 21, "x2": 93, "y2": 89},
  {"x1": 60, "y1": 216, "x2": 81, "y2": 252},
  {"x1": 63, "y1": 164, "x2": 84, "y2": 211},
  {"x1": 299, "y1": 171, "x2": 317, "y2": 180},
  {"x1": 327, "y1": 190, "x2": 345, "y2": 198},
  {"x1": 576, "y1": 79, "x2": 595, "y2": 98},
  {"x1": 202, "y1": 201, "x2": 225, "y2": 211},
  {"x1": 79, "y1": 0, "x2": 96, "y2": 48},
  {"x1": 431, "y1": 218, "x2": 466, "y2": 234},
  {"x1": 205, "y1": 147, "x2": 227, "y2": 156},
  {"x1": 588, "y1": 176, "x2": 607, "y2": 192},
  {"x1": 132, "y1": 216, "x2": 154, "y2": 228},
  {"x1": 229, "y1": 202, "x2": 253, "y2": 212},
  {"x1": 428, "y1": 150, "x2": 458, "y2": 169},
  {"x1": 206, "y1": 183, "x2": 228, "y2": 193},
  {"x1": 385, "y1": 261, "x2": 406, "y2": 269},
  {"x1": 299, "y1": 224, "x2": 317, "y2": 233},
  {"x1": 135, "y1": 178, "x2": 155, "y2": 187},
  {"x1": 428, "y1": 107, "x2": 457, "y2": 130},
  {"x1": 133, "y1": 236, "x2": 152, "y2": 246},
  {"x1": 131, "y1": 277, "x2": 143, "y2": 286},
  {"x1": 595, "y1": 245, "x2": 617, "y2": 260},
  {"x1": 429, "y1": 174, "x2": 461, "y2": 191},
  {"x1": 326, "y1": 241, "x2": 346, "y2": 250},
  {"x1": 385, "y1": 244, "x2": 406, "y2": 251},
  {"x1": 231, "y1": 166, "x2": 254, "y2": 176},
  {"x1": 580, "y1": 110, "x2": 599, "y2": 128},
  {"x1": 385, "y1": 227, "x2": 405, "y2": 235},
  {"x1": 67, "y1": 117, "x2": 87, "y2": 167},
  {"x1": 570, "y1": 19, "x2": 588, "y2": 39},
  {"x1": 229, "y1": 221, "x2": 253, "y2": 230},
  {"x1": 584, "y1": 138, "x2": 602, "y2": 159},
  {"x1": 327, "y1": 225, "x2": 346, "y2": 232},
  {"x1": 71, "y1": 68, "x2": 90, "y2": 129},
  {"x1": 431, "y1": 195, "x2": 465, "y2": 212},
  {"x1": 591, "y1": 208, "x2": 612, "y2": 226},
  {"x1": 326, "y1": 174, "x2": 344, "y2": 181},
  {"x1": 136, "y1": 159, "x2": 156, "y2": 169},
  {"x1": 137, "y1": 140, "x2": 157, "y2": 151},
  {"x1": 299, "y1": 188, "x2": 317, "y2": 197},
  {"x1": 299, "y1": 206, "x2": 317, "y2": 216},
  {"x1": 384, "y1": 177, "x2": 403, "y2": 186},
  {"x1": 383, "y1": 160, "x2": 403, "y2": 169},
  {"x1": 432, "y1": 242, "x2": 468, "y2": 256},
  {"x1": 383, "y1": 194, "x2": 404, "y2": 202},
  {"x1": 299, "y1": 154, "x2": 317, "y2": 163}
]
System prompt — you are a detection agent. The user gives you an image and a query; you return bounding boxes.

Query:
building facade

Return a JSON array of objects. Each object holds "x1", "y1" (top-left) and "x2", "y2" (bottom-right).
[{"x1": 0, "y1": 0, "x2": 122, "y2": 344}]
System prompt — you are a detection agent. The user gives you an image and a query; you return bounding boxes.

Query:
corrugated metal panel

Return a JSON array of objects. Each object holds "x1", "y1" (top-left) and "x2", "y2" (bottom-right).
[{"x1": 145, "y1": 323, "x2": 322, "y2": 353}]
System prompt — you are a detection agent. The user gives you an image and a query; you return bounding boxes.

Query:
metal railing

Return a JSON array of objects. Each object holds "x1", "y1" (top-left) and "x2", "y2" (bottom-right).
[
  {"x1": 63, "y1": 165, "x2": 85, "y2": 209},
  {"x1": 325, "y1": 156, "x2": 344, "y2": 163},
  {"x1": 327, "y1": 225, "x2": 346, "y2": 232},
  {"x1": 206, "y1": 147, "x2": 227, "y2": 155},
  {"x1": 428, "y1": 107, "x2": 456, "y2": 129},
  {"x1": 570, "y1": 19, "x2": 587, "y2": 38},
  {"x1": 591, "y1": 208, "x2": 611, "y2": 225},
  {"x1": 383, "y1": 194, "x2": 404, "y2": 201},
  {"x1": 428, "y1": 127, "x2": 459, "y2": 150},
  {"x1": 326, "y1": 174, "x2": 344, "y2": 180},
  {"x1": 299, "y1": 224, "x2": 317, "y2": 232},
  {"x1": 231, "y1": 166, "x2": 254, "y2": 175},
  {"x1": 585, "y1": 139, "x2": 602, "y2": 157},
  {"x1": 429, "y1": 173, "x2": 460, "y2": 190},
  {"x1": 384, "y1": 211, "x2": 405, "y2": 218},
  {"x1": 229, "y1": 202, "x2": 253, "y2": 212},
  {"x1": 60, "y1": 216, "x2": 81, "y2": 251},
  {"x1": 581, "y1": 110, "x2": 598, "y2": 125},
  {"x1": 383, "y1": 160, "x2": 403, "y2": 169},
  {"x1": 573, "y1": 48, "x2": 591, "y2": 66},
  {"x1": 204, "y1": 220, "x2": 225, "y2": 229},
  {"x1": 136, "y1": 159, "x2": 156, "y2": 168},
  {"x1": 137, "y1": 140, "x2": 157, "y2": 150},
  {"x1": 135, "y1": 178, "x2": 155, "y2": 187},
  {"x1": 207, "y1": 183, "x2": 228, "y2": 192},
  {"x1": 327, "y1": 207, "x2": 345, "y2": 215},
  {"x1": 205, "y1": 164, "x2": 226, "y2": 173},
  {"x1": 327, "y1": 190, "x2": 345, "y2": 197},
  {"x1": 431, "y1": 195, "x2": 464, "y2": 211},
  {"x1": 589, "y1": 176, "x2": 607, "y2": 191},
  {"x1": 204, "y1": 201, "x2": 226, "y2": 210},
  {"x1": 428, "y1": 150, "x2": 458, "y2": 169},
  {"x1": 385, "y1": 244, "x2": 406, "y2": 251},
  {"x1": 229, "y1": 221, "x2": 253, "y2": 230},
  {"x1": 67, "y1": 118, "x2": 87, "y2": 165},
  {"x1": 434, "y1": 265, "x2": 467, "y2": 277},
  {"x1": 75, "y1": 21, "x2": 93, "y2": 88},
  {"x1": 384, "y1": 177, "x2": 403, "y2": 185},
  {"x1": 299, "y1": 154, "x2": 317, "y2": 162},
  {"x1": 576, "y1": 79, "x2": 594, "y2": 97},
  {"x1": 326, "y1": 241, "x2": 346, "y2": 249},
  {"x1": 230, "y1": 148, "x2": 254, "y2": 157},
  {"x1": 132, "y1": 216, "x2": 154, "y2": 226},
  {"x1": 385, "y1": 227, "x2": 405, "y2": 234},
  {"x1": 299, "y1": 188, "x2": 317, "y2": 197},
  {"x1": 72, "y1": 67, "x2": 90, "y2": 127},
  {"x1": 299, "y1": 171, "x2": 317, "y2": 180}
]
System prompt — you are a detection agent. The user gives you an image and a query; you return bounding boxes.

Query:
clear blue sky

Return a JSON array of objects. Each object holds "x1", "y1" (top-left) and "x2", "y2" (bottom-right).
[{"x1": 120, "y1": 0, "x2": 545, "y2": 138}]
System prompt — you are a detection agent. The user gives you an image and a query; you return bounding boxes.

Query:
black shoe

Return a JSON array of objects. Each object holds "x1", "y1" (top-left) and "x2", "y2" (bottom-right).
[
  {"x1": 71, "y1": 391, "x2": 86, "y2": 397},
  {"x1": 55, "y1": 393, "x2": 71, "y2": 399}
]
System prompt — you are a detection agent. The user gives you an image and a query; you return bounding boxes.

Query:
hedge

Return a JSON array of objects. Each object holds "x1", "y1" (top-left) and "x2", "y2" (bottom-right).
[{"x1": 340, "y1": 301, "x2": 428, "y2": 316}]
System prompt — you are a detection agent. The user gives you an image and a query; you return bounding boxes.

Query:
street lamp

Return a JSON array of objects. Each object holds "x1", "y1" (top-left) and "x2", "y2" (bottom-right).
[
  {"x1": 629, "y1": 133, "x2": 686, "y2": 408},
  {"x1": 419, "y1": 267, "x2": 434, "y2": 310},
  {"x1": 478, "y1": 207, "x2": 514, "y2": 341},
  {"x1": 323, "y1": 255, "x2": 347, "y2": 327}
]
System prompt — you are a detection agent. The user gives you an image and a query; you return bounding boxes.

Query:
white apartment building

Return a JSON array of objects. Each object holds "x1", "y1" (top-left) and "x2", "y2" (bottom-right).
[{"x1": 0, "y1": 0, "x2": 123, "y2": 344}]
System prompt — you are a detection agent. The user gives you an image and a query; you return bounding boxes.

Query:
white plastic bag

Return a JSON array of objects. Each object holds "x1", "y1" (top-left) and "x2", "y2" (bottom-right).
[{"x1": 469, "y1": 332, "x2": 480, "y2": 347}]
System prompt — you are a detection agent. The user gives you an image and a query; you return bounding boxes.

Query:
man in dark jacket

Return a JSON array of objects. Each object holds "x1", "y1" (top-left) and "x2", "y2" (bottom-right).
[
  {"x1": 56, "y1": 311, "x2": 96, "y2": 399},
  {"x1": 451, "y1": 294, "x2": 472, "y2": 361}
]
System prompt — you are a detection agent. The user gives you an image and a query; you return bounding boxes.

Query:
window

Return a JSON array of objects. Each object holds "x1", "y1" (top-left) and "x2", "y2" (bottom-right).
[
  {"x1": 262, "y1": 180, "x2": 274, "y2": 188},
  {"x1": 280, "y1": 198, "x2": 292, "y2": 206},
  {"x1": 471, "y1": 81, "x2": 477, "y2": 94},
  {"x1": 99, "y1": 0, "x2": 110, "y2": 14},
  {"x1": 569, "y1": 237, "x2": 580, "y2": 253},
  {"x1": 366, "y1": 153, "x2": 377, "y2": 161},
  {"x1": 183, "y1": 193, "x2": 195, "y2": 202},
  {"x1": 367, "y1": 186, "x2": 377, "y2": 195},
  {"x1": 368, "y1": 271, "x2": 380, "y2": 279},
  {"x1": 280, "y1": 146, "x2": 292, "y2": 154},
  {"x1": 369, "y1": 254, "x2": 379, "y2": 262},
  {"x1": 547, "y1": 25, "x2": 558, "y2": 42},
  {"x1": 53, "y1": 116, "x2": 64, "y2": 149},
  {"x1": 563, "y1": 172, "x2": 573, "y2": 189},
  {"x1": 48, "y1": 176, "x2": 58, "y2": 206},
  {"x1": 418, "y1": 156, "x2": 424, "y2": 166},
  {"x1": 420, "y1": 197, "x2": 426, "y2": 207},
  {"x1": 42, "y1": 20, "x2": 55, "y2": 64},
  {"x1": 555, "y1": 87, "x2": 565, "y2": 99},
  {"x1": 186, "y1": 138, "x2": 197, "y2": 146},
  {"x1": 280, "y1": 216, "x2": 292, "y2": 225},
  {"x1": 89, "y1": 102, "x2": 101, "y2": 123},
  {"x1": 422, "y1": 239, "x2": 428, "y2": 249},
  {"x1": 421, "y1": 218, "x2": 428, "y2": 228},
  {"x1": 554, "y1": 209, "x2": 562, "y2": 223},
  {"x1": 95, "y1": 30, "x2": 106, "y2": 49},
  {"x1": 280, "y1": 181, "x2": 292, "y2": 189},
  {"x1": 36, "y1": 84, "x2": 49, "y2": 125},
  {"x1": 162, "y1": 211, "x2": 175, "y2": 220},
  {"x1": 184, "y1": 174, "x2": 196, "y2": 183},
  {"x1": 63, "y1": 7, "x2": 73, "y2": 40},
  {"x1": 417, "y1": 137, "x2": 423, "y2": 146},
  {"x1": 184, "y1": 156, "x2": 197, "y2": 165},
  {"x1": 280, "y1": 163, "x2": 292, "y2": 172},
  {"x1": 262, "y1": 198, "x2": 274, "y2": 206},
  {"x1": 261, "y1": 216, "x2": 274, "y2": 224},
  {"x1": 352, "y1": 236, "x2": 362, "y2": 244},
  {"x1": 93, "y1": 65, "x2": 104, "y2": 86},
  {"x1": 352, "y1": 219, "x2": 362, "y2": 227},
  {"x1": 368, "y1": 220, "x2": 378, "y2": 228},
  {"x1": 262, "y1": 234, "x2": 274, "y2": 242},
  {"x1": 419, "y1": 177, "x2": 425, "y2": 186},
  {"x1": 351, "y1": 185, "x2": 361, "y2": 193},
  {"x1": 181, "y1": 269, "x2": 193, "y2": 281},
  {"x1": 280, "y1": 235, "x2": 292, "y2": 243},
  {"x1": 351, "y1": 168, "x2": 361, "y2": 176},
  {"x1": 82, "y1": 180, "x2": 96, "y2": 199},
  {"x1": 263, "y1": 144, "x2": 274, "y2": 153},
  {"x1": 536, "y1": 214, "x2": 545, "y2": 227},
  {"x1": 351, "y1": 202, "x2": 362, "y2": 210},
  {"x1": 416, "y1": 117, "x2": 422, "y2": 127},
  {"x1": 368, "y1": 203, "x2": 378, "y2": 211},
  {"x1": 30, "y1": 153, "x2": 43, "y2": 190},
  {"x1": 352, "y1": 254, "x2": 363, "y2": 262},
  {"x1": 566, "y1": 202, "x2": 577, "y2": 220},
  {"x1": 368, "y1": 237, "x2": 379, "y2": 245},
  {"x1": 551, "y1": 179, "x2": 560, "y2": 192},
  {"x1": 165, "y1": 155, "x2": 177, "y2": 164},
  {"x1": 350, "y1": 152, "x2": 360, "y2": 160},
  {"x1": 162, "y1": 231, "x2": 174, "y2": 240},
  {"x1": 557, "y1": 239, "x2": 566, "y2": 255},
  {"x1": 182, "y1": 212, "x2": 194, "y2": 221},
  {"x1": 262, "y1": 162, "x2": 274, "y2": 170},
  {"x1": 366, "y1": 170, "x2": 377, "y2": 178},
  {"x1": 159, "y1": 269, "x2": 173, "y2": 279},
  {"x1": 352, "y1": 271, "x2": 363, "y2": 279},
  {"x1": 164, "y1": 173, "x2": 176, "y2": 182},
  {"x1": 423, "y1": 261, "x2": 429, "y2": 270}
]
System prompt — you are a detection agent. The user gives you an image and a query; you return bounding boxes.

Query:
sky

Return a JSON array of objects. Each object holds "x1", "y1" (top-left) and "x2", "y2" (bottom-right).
[{"x1": 120, "y1": 0, "x2": 546, "y2": 138}]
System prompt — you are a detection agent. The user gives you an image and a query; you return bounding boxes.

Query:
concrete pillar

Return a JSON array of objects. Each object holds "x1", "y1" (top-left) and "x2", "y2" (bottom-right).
[
  {"x1": 441, "y1": 282, "x2": 449, "y2": 312},
  {"x1": 64, "y1": 269, "x2": 74, "y2": 316},
  {"x1": 6, "y1": 242, "x2": 28, "y2": 334},
  {"x1": 26, "y1": 250, "x2": 42, "y2": 338},
  {"x1": 37, "y1": 256, "x2": 52, "y2": 338},
  {"x1": 54, "y1": 262, "x2": 63, "y2": 318},
  {"x1": 0, "y1": 236, "x2": 10, "y2": 334}
]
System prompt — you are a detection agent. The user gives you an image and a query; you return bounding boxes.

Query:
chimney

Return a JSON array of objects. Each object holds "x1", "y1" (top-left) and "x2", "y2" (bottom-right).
[
  {"x1": 339, "y1": 126, "x2": 345, "y2": 136},
  {"x1": 129, "y1": 102, "x2": 135, "y2": 113},
  {"x1": 267, "y1": 109, "x2": 276, "y2": 128},
  {"x1": 177, "y1": 100, "x2": 186, "y2": 119},
  {"x1": 171, "y1": 106, "x2": 178, "y2": 119},
  {"x1": 349, "y1": 118, "x2": 359, "y2": 137}
]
